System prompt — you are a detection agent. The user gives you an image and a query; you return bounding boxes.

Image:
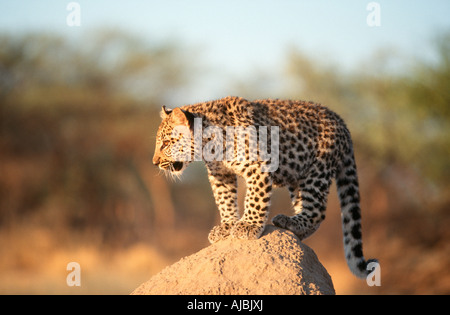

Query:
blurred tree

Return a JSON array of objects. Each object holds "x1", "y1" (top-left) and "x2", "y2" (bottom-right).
[
  {"x1": 0, "y1": 29, "x2": 197, "y2": 107},
  {"x1": 403, "y1": 32, "x2": 450, "y2": 187},
  {"x1": 0, "y1": 30, "x2": 198, "y2": 245}
]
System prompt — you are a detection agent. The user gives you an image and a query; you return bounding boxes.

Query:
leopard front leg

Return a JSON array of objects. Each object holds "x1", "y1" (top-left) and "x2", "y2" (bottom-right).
[
  {"x1": 231, "y1": 170, "x2": 272, "y2": 240},
  {"x1": 206, "y1": 164, "x2": 239, "y2": 243}
]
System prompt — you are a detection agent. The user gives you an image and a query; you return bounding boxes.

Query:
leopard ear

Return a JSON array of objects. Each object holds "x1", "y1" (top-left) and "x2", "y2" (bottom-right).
[
  {"x1": 160, "y1": 106, "x2": 172, "y2": 119},
  {"x1": 171, "y1": 108, "x2": 195, "y2": 129}
]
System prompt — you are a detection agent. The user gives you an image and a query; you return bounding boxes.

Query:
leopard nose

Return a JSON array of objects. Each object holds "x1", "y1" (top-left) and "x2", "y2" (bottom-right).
[{"x1": 152, "y1": 155, "x2": 160, "y2": 166}]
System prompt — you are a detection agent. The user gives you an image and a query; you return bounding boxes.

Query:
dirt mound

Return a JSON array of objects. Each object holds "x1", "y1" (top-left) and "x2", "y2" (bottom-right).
[{"x1": 131, "y1": 225, "x2": 335, "y2": 295}]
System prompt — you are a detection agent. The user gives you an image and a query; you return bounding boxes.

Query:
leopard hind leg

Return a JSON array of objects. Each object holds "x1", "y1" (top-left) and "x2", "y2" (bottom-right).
[{"x1": 272, "y1": 165, "x2": 331, "y2": 240}]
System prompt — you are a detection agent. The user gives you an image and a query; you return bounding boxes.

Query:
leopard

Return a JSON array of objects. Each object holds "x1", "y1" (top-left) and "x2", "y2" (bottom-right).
[{"x1": 152, "y1": 96, "x2": 378, "y2": 278}]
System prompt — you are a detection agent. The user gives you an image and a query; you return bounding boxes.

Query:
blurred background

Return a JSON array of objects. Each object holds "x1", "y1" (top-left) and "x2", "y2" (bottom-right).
[{"x1": 0, "y1": 0, "x2": 449, "y2": 294}]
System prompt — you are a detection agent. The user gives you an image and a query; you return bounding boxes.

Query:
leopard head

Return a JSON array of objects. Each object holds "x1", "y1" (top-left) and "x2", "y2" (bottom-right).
[{"x1": 152, "y1": 106, "x2": 195, "y2": 175}]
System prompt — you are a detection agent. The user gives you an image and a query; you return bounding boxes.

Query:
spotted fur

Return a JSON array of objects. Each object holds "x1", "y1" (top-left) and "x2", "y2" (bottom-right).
[{"x1": 152, "y1": 96, "x2": 377, "y2": 278}]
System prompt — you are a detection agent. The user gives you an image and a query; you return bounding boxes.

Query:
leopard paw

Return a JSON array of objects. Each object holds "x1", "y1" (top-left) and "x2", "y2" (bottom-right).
[
  {"x1": 230, "y1": 221, "x2": 264, "y2": 240},
  {"x1": 271, "y1": 214, "x2": 291, "y2": 229},
  {"x1": 272, "y1": 214, "x2": 315, "y2": 240},
  {"x1": 208, "y1": 222, "x2": 235, "y2": 243}
]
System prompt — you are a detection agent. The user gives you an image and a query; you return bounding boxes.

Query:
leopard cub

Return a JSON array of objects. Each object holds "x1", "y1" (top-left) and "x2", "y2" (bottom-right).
[{"x1": 152, "y1": 96, "x2": 377, "y2": 278}]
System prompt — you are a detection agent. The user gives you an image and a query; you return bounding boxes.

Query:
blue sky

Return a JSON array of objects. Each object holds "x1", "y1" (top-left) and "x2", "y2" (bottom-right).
[{"x1": 1, "y1": 0, "x2": 449, "y2": 102}]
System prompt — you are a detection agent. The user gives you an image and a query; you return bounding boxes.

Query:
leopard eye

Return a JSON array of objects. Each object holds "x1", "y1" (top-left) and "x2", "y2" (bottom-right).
[{"x1": 161, "y1": 140, "x2": 170, "y2": 149}]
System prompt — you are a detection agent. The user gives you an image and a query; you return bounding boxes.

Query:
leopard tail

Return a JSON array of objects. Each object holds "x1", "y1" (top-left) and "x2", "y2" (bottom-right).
[{"x1": 336, "y1": 150, "x2": 378, "y2": 279}]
